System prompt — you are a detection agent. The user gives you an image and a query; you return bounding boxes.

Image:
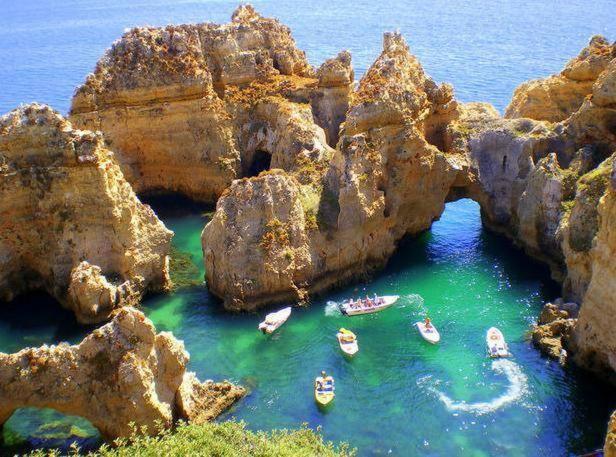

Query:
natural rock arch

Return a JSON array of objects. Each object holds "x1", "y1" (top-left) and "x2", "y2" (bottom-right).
[{"x1": 0, "y1": 308, "x2": 244, "y2": 440}]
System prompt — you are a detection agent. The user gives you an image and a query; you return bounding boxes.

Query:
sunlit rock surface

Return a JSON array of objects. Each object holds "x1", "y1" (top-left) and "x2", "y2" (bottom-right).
[
  {"x1": 69, "y1": 5, "x2": 350, "y2": 202},
  {"x1": 0, "y1": 307, "x2": 244, "y2": 439},
  {"x1": 505, "y1": 36, "x2": 615, "y2": 122},
  {"x1": 0, "y1": 104, "x2": 172, "y2": 323}
]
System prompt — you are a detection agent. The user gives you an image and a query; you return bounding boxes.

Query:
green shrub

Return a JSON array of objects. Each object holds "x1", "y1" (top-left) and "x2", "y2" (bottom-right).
[{"x1": 28, "y1": 421, "x2": 354, "y2": 457}]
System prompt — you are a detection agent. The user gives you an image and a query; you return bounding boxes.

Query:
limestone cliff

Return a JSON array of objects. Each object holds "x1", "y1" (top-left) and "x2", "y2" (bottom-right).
[
  {"x1": 70, "y1": 5, "x2": 351, "y2": 202},
  {"x1": 0, "y1": 104, "x2": 172, "y2": 323},
  {"x1": 505, "y1": 36, "x2": 615, "y2": 122},
  {"x1": 571, "y1": 159, "x2": 616, "y2": 379},
  {"x1": 203, "y1": 32, "x2": 460, "y2": 310},
  {"x1": 0, "y1": 307, "x2": 244, "y2": 439}
]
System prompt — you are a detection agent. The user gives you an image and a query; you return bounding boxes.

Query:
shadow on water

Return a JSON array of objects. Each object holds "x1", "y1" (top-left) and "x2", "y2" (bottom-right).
[
  {"x1": 139, "y1": 192, "x2": 215, "y2": 219},
  {"x1": 0, "y1": 292, "x2": 91, "y2": 353}
]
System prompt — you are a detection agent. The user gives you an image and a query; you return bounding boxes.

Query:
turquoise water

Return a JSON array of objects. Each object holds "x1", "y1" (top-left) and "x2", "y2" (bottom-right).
[
  {"x1": 3, "y1": 200, "x2": 615, "y2": 455},
  {"x1": 2, "y1": 1, "x2": 616, "y2": 455}
]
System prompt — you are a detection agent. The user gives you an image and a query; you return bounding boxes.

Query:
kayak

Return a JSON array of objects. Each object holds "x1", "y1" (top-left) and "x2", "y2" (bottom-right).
[
  {"x1": 486, "y1": 327, "x2": 511, "y2": 358},
  {"x1": 415, "y1": 321, "x2": 440, "y2": 344},
  {"x1": 258, "y1": 307, "x2": 292, "y2": 334},
  {"x1": 336, "y1": 328, "x2": 359, "y2": 356},
  {"x1": 340, "y1": 295, "x2": 399, "y2": 316},
  {"x1": 314, "y1": 376, "x2": 335, "y2": 407}
]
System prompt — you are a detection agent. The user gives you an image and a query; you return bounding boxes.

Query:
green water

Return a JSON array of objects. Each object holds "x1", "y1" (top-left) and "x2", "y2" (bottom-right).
[{"x1": 1, "y1": 198, "x2": 615, "y2": 456}]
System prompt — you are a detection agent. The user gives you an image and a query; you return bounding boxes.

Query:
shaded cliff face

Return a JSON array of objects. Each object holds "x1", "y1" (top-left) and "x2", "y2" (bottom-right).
[
  {"x1": 0, "y1": 104, "x2": 172, "y2": 323},
  {"x1": 505, "y1": 36, "x2": 615, "y2": 122},
  {"x1": 202, "y1": 32, "x2": 460, "y2": 310},
  {"x1": 0, "y1": 307, "x2": 244, "y2": 439},
  {"x1": 69, "y1": 5, "x2": 352, "y2": 202}
]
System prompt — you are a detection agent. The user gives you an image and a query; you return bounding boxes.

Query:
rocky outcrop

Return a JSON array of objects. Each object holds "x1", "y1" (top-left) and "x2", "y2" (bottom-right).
[
  {"x1": 203, "y1": 32, "x2": 460, "y2": 310},
  {"x1": 69, "y1": 5, "x2": 351, "y2": 202},
  {"x1": 571, "y1": 160, "x2": 616, "y2": 380},
  {"x1": 505, "y1": 36, "x2": 615, "y2": 122},
  {"x1": 0, "y1": 307, "x2": 244, "y2": 439},
  {"x1": 0, "y1": 104, "x2": 172, "y2": 323},
  {"x1": 606, "y1": 411, "x2": 616, "y2": 457},
  {"x1": 531, "y1": 300, "x2": 578, "y2": 362}
]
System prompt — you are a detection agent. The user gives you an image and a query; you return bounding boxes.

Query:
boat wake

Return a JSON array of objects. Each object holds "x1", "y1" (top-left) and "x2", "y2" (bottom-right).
[
  {"x1": 403, "y1": 293, "x2": 425, "y2": 312},
  {"x1": 325, "y1": 301, "x2": 342, "y2": 316},
  {"x1": 421, "y1": 359, "x2": 528, "y2": 415}
]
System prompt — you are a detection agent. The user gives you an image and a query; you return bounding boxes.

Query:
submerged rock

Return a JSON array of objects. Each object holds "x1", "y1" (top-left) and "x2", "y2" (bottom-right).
[
  {"x1": 0, "y1": 104, "x2": 172, "y2": 323},
  {"x1": 0, "y1": 307, "x2": 244, "y2": 439}
]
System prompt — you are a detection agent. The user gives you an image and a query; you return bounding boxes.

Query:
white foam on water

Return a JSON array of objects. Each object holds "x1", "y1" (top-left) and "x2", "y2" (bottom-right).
[
  {"x1": 402, "y1": 293, "x2": 425, "y2": 312},
  {"x1": 325, "y1": 300, "x2": 342, "y2": 316},
  {"x1": 427, "y1": 359, "x2": 529, "y2": 415}
]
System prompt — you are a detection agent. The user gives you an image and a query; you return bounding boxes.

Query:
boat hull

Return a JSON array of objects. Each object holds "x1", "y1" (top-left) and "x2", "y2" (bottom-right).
[
  {"x1": 340, "y1": 295, "x2": 399, "y2": 316},
  {"x1": 415, "y1": 322, "x2": 440, "y2": 344},
  {"x1": 337, "y1": 335, "x2": 359, "y2": 356},
  {"x1": 258, "y1": 307, "x2": 292, "y2": 334},
  {"x1": 486, "y1": 327, "x2": 510, "y2": 358}
]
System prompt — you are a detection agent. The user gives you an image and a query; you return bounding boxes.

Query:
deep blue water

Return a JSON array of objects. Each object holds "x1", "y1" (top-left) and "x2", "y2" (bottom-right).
[{"x1": 1, "y1": 0, "x2": 614, "y2": 115}]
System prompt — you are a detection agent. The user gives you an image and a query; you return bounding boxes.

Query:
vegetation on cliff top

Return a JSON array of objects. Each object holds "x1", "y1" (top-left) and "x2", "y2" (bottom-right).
[{"x1": 27, "y1": 421, "x2": 354, "y2": 457}]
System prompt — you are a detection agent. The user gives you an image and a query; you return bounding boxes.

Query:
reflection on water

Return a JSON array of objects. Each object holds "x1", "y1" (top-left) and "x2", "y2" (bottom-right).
[{"x1": 1, "y1": 199, "x2": 615, "y2": 456}]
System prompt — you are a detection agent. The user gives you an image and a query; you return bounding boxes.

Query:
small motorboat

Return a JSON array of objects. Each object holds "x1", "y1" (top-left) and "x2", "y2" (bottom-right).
[
  {"x1": 314, "y1": 372, "x2": 335, "y2": 407},
  {"x1": 340, "y1": 295, "x2": 399, "y2": 316},
  {"x1": 486, "y1": 327, "x2": 511, "y2": 358},
  {"x1": 258, "y1": 307, "x2": 292, "y2": 334},
  {"x1": 336, "y1": 328, "x2": 359, "y2": 356},
  {"x1": 415, "y1": 320, "x2": 440, "y2": 344}
]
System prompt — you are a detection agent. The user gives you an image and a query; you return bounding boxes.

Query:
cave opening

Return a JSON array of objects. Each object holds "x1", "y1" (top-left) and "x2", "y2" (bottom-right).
[
  {"x1": 246, "y1": 150, "x2": 272, "y2": 177},
  {"x1": 1, "y1": 407, "x2": 101, "y2": 455}
]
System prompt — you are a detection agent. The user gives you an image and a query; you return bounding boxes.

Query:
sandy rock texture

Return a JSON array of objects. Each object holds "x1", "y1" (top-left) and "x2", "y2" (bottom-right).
[
  {"x1": 0, "y1": 307, "x2": 244, "y2": 439},
  {"x1": 505, "y1": 36, "x2": 615, "y2": 122},
  {"x1": 0, "y1": 104, "x2": 172, "y2": 323},
  {"x1": 70, "y1": 5, "x2": 351, "y2": 202},
  {"x1": 203, "y1": 32, "x2": 460, "y2": 310}
]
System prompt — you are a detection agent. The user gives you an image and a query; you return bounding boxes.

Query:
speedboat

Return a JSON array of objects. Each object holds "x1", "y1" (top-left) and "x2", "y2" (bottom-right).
[
  {"x1": 336, "y1": 328, "x2": 359, "y2": 356},
  {"x1": 314, "y1": 374, "x2": 335, "y2": 407},
  {"x1": 415, "y1": 320, "x2": 440, "y2": 344},
  {"x1": 258, "y1": 307, "x2": 292, "y2": 334},
  {"x1": 340, "y1": 295, "x2": 399, "y2": 316},
  {"x1": 486, "y1": 327, "x2": 511, "y2": 358}
]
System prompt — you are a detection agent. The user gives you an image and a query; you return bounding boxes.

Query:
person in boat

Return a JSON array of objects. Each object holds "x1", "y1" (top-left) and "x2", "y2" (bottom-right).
[
  {"x1": 425, "y1": 317, "x2": 432, "y2": 329},
  {"x1": 316, "y1": 371, "x2": 334, "y2": 391},
  {"x1": 365, "y1": 296, "x2": 373, "y2": 307}
]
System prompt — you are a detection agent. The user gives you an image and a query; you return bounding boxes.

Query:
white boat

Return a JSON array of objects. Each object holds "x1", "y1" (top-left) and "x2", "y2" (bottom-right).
[
  {"x1": 415, "y1": 321, "x2": 440, "y2": 344},
  {"x1": 486, "y1": 327, "x2": 511, "y2": 358},
  {"x1": 340, "y1": 295, "x2": 399, "y2": 316},
  {"x1": 336, "y1": 328, "x2": 359, "y2": 356},
  {"x1": 258, "y1": 307, "x2": 292, "y2": 334}
]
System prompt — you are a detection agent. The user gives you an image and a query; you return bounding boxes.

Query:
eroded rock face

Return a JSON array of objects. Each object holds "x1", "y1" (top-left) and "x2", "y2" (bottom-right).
[
  {"x1": 69, "y1": 5, "x2": 350, "y2": 202},
  {"x1": 0, "y1": 104, "x2": 172, "y2": 323},
  {"x1": 0, "y1": 307, "x2": 244, "y2": 439},
  {"x1": 203, "y1": 32, "x2": 460, "y2": 310},
  {"x1": 505, "y1": 36, "x2": 615, "y2": 122},
  {"x1": 572, "y1": 161, "x2": 616, "y2": 380}
]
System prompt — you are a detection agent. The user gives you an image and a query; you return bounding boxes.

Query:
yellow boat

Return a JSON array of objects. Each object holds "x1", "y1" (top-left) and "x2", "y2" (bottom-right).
[
  {"x1": 336, "y1": 328, "x2": 359, "y2": 356},
  {"x1": 314, "y1": 372, "x2": 335, "y2": 407}
]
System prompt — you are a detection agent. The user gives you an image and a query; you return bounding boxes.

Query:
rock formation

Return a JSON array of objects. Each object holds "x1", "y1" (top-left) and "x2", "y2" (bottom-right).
[
  {"x1": 0, "y1": 307, "x2": 244, "y2": 439},
  {"x1": 0, "y1": 104, "x2": 172, "y2": 323},
  {"x1": 69, "y1": 5, "x2": 352, "y2": 202},
  {"x1": 505, "y1": 36, "x2": 615, "y2": 122},
  {"x1": 203, "y1": 32, "x2": 460, "y2": 310},
  {"x1": 202, "y1": 31, "x2": 616, "y2": 392}
]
